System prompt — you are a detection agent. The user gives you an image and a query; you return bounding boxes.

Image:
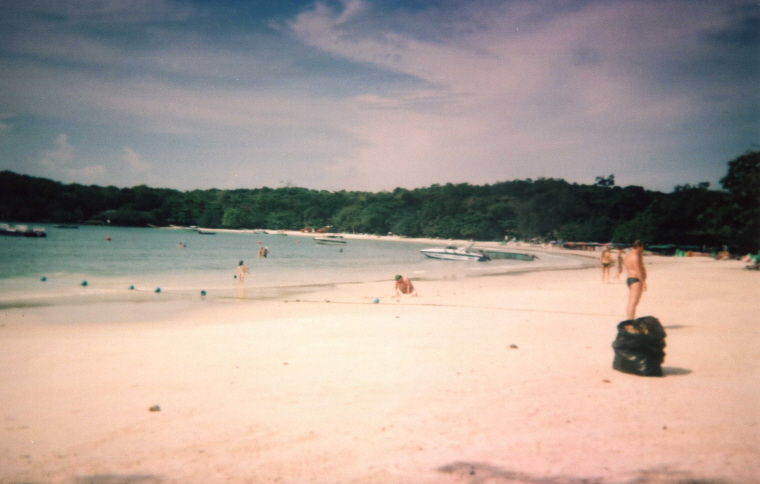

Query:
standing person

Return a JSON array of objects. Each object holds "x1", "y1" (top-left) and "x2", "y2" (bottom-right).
[
  {"x1": 600, "y1": 247, "x2": 613, "y2": 283},
  {"x1": 623, "y1": 240, "x2": 647, "y2": 320},
  {"x1": 394, "y1": 275, "x2": 417, "y2": 296},
  {"x1": 235, "y1": 260, "x2": 249, "y2": 284},
  {"x1": 614, "y1": 249, "x2": 625, "y2": 281}
]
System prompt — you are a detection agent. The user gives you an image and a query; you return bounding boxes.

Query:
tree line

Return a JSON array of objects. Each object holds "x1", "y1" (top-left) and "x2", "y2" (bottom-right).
[{"x1": 1, "y1": 151, "x2": 757, "y2": 252}]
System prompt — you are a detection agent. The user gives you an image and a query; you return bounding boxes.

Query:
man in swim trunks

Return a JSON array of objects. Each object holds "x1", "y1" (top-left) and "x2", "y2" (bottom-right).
[
  {"x1": 623, "y1": 240, "x2": 647, "y2": 320},
  {"x1": 394, "y1": 275, "x2": 417, "y2": 296}
]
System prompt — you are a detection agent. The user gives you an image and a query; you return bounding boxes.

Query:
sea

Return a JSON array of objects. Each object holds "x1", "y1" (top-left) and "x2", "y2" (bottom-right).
[{"x1": 0, "y1": 225, "x2": 591, "y2": 312}]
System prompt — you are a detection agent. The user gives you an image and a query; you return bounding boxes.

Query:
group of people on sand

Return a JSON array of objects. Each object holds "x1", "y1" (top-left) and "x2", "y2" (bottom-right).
[
  {"x1": 397, "y1": 239, "x2": 649, "y2": 321},
  {"x1": 234, "y1": 239, "x2": 649, "y2": 320},
  {"x1": 600, "y1": 241, "x2": 647, "y2": 320},
  {"x1": 600, "y1": 246, "x2": 624, "y2": 283}
]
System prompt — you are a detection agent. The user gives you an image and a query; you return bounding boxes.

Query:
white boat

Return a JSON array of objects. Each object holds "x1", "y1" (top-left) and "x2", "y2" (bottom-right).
[
  {"x1": 314, "y1": 235, "x2": 346, "y2": 245},
  {"x1": 420, "y1": 245, "x2": 490, "y2": 261}
]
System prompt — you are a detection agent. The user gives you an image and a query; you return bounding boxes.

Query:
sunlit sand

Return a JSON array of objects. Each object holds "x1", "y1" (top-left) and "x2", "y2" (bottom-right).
[{"x1": 1, "y1": 250, "x2": 757, "y2": 483}]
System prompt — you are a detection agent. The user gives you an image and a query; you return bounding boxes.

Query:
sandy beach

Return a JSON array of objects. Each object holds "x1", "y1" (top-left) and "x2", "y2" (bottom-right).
[{"x1": 1, "y1": 252, "x2": 758, "y2": 483}]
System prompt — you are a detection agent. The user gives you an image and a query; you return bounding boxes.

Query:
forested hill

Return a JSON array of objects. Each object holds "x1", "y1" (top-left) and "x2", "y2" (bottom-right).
[{"x1": 1, "y1": 151, "x2": 758, "y2": 252}]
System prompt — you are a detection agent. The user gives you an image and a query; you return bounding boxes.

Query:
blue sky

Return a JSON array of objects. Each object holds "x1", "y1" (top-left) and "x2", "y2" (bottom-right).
[{"x1": 0, "y1": 0, "x2": 757, "y2": 192}]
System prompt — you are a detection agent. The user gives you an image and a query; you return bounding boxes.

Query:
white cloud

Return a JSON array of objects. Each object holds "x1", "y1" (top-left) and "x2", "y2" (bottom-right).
[
  {"x1": 39, "y1": 133, "x2": 106, "y2": 182},
  {"x1": 284, "y1": 0, "x2": 753, "y2": 190},
  {"x1": 41, "y1": 134, "x2": 77, "y2": 169},
  {"x1": 122, "y1": 147, "x2": 151, "y2": 172}
]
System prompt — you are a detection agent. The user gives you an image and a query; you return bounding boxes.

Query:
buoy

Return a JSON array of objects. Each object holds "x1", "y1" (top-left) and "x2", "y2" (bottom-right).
[
  {"x1": 154, "y1": 287, "x2": 161, "y2": 293},
  {"x1": 128, "y1": 285, "x2": 135, "y2": 290},
  {"x1": 81, "y1": 280, "x2": 88, "y2": 286},
  {"x1": 40, "y1": 276, "x2": 47, "y2": 282},
  {"x1": 200, "y1": 290, "x2": 207, "y2": 297},
  {"x1": 373, "y1": 298, "x2": 380, "y2": 304},
  {"x1": 105, "y1": 236, "x2": 111, "y2": 241}
]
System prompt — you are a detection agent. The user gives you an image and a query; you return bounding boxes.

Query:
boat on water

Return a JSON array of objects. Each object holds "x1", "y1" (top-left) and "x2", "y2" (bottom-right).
[
  {"x1": 482, "y1": 249, "x2": 537, "y2": 261},
  {"x1": 420, "y1": 245, "x2": 490, "y2": 261},
  {"x1": 314, "y1": 235, "x2": 346, "y2": 245},
  {"x1": 196, "y1": 229, "x2": 216, "y2": 235},
  {"x1": 0, "y1": 223, "x2": 47, "y2": 237}
]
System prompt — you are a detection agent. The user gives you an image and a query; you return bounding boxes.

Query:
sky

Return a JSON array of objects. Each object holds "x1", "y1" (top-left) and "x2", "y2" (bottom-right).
[{"x1": 0, "y1": 0, "x2": 757, "y2": 193}]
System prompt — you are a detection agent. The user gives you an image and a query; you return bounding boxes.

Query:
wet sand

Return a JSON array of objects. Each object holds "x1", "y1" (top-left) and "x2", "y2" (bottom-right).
[{"x1": 1, "y1": 254, "x2": 758, "y2": 483}]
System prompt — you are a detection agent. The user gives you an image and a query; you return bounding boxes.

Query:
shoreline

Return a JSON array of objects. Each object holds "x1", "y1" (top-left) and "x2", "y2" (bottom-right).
[{"x1": 0, "y1": 232, "x2": 597, "y2": 316}]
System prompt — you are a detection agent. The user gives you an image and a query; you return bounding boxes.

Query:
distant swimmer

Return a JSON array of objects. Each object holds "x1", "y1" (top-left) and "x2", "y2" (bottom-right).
[
  {"x1": 623, "y1": 240, "x2": 647, "y2": 320},
  {"x1": 394, "y1": 275, "x2": 417, "y2": 296},
  {"x1": 235, "y1": 260, "x2": 249, "y2": 284},
  {"x1": 258, "y1": 246, "x2": 269, "y2": 258}
]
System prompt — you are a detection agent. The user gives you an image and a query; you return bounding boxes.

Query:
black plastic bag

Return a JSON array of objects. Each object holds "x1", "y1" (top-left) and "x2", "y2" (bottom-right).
[{"x1": 612, "y1": 316, "x2": 667, "y2": 377}]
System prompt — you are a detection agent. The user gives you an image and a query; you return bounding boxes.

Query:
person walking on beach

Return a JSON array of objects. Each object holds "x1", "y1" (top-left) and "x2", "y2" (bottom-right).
[
  {"x1": 235, "y1": 260, "x2": 249, "y2": 284},
  {"x1": 600, "y1": 247, "x2": 613, "y2": 283},
  {"x1": 623, "y1": 240, "x2": 647, "y2": 320},
  {"x1": 394, "y1": 275, "x2": 417, "y2": 296}
]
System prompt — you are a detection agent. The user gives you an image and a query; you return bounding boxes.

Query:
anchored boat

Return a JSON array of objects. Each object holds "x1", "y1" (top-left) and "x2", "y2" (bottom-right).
[
  {"x1": 0, "y1": 224, "x2": 47, "y2": 237},
  {"x1": 314, "y1": 235, "x2": 347, "y2": 245}
]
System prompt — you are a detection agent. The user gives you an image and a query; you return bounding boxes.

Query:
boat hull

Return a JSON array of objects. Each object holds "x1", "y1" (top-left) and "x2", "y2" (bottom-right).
[
  {"x1": 314, "y1": 236, "x2": 346, "y2": 245},
  {"x1": 420, "y1": 248, "x2": 488, "y2": 261}
]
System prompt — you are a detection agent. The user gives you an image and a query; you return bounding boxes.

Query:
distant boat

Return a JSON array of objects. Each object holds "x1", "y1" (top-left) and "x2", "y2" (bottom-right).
[
  {"x1": 0, "y1": 224, "x2": 47, "y2": 237},
  {"x1": 482, "y1": 249, "x2": 537, "y2": 261},
  {"x1": 197, "y1": 229, "x2": 216, "y2": 235},
  {"x1": 420, "y1": 244, "x2": 490, "y2": 261},
  {"x1": 53, "y1": 224, "x2": 79, "y2": 229},
  {"x1": 314, "y1": 235, "x2": 346, "y2": 245}
]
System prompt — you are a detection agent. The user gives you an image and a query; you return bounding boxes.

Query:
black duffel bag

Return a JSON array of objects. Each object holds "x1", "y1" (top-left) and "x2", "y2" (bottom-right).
[{"x1": 612, "y1": 316, "x2": 667, "y2": 377}]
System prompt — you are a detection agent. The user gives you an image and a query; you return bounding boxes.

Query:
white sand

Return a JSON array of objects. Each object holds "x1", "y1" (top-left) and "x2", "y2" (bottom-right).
[{"x1": 1, "y1": 255, "x2": 758, "y2": 483}]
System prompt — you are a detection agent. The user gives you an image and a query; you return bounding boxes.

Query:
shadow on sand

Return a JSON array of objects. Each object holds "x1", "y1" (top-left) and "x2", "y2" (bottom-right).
[
  {"x1": 662, "y1": 366, "x2": 692, "y2": 376},
  {"x1": 75, "y1": 475, "x2": 162, "y2": 484},
  {"x1": 437, "y1": 461, "x2": 731, "y2": 483}
]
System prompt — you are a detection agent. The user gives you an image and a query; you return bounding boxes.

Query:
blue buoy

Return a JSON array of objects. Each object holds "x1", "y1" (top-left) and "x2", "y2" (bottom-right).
[
  {"x1": 154, "y1": 287, "x2": 161, "y2": 293},
  {"x1": 200, "y1": 290, "x2": 207, "y2": 297},
  {"x1": 81, "y1": 280, "x2": 88, "y2": 287},
  {"x1": 373, "y1": 297, "x2": 380, "y2": 304},
  {"x1": 40, "y1": 276, "x2": 47, "y2": 282}
]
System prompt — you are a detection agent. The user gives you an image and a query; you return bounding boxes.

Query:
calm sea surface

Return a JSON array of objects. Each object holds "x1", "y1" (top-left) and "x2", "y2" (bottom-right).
[{"x1": 0, "y1": 225, "x2": 588, "y2": 308}]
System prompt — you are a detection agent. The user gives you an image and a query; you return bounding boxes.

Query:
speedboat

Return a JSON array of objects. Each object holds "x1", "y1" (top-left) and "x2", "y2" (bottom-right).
[
  {"x1": 314, "y1": 235, "x2": 346, "y2": 245},
  {"x1": 420, "y1": 245, "x2": 490, "y2": 261}
]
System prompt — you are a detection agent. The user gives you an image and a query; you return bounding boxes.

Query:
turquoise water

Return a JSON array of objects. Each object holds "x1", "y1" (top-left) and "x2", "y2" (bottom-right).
[{"x1": 0, "y1": 225, "x2": 587, "y2": 307}]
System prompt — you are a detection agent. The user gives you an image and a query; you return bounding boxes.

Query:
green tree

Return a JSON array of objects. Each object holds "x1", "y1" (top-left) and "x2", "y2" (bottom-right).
[{"x1": 720, "y1": 150, "x2": 760, "y2": 252}]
